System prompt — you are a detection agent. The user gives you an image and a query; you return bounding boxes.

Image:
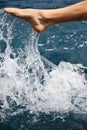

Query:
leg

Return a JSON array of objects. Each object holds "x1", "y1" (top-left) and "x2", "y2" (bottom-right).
[{"x1": 4, "y1": 1, "x2": 87, "y2": 33}]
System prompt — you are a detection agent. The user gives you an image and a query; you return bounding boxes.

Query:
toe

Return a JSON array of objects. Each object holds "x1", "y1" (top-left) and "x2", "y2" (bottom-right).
[
  {"x1": 4, "y1": 8, "x2": 21, "y2": 17},
  {"x1": 4, "y1": 8, "x2": 16, "y2": 13}
]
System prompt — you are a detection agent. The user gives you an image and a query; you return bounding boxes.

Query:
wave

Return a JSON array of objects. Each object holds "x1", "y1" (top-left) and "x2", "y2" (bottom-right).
[{"x1": 0, "y1": 14, "x2": 87, "y2": 122}]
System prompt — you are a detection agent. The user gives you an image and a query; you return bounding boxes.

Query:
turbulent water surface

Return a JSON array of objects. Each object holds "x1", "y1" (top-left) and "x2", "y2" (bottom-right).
[{"x1": 0, "y1": 0, "x2": 87, "y2": 130}]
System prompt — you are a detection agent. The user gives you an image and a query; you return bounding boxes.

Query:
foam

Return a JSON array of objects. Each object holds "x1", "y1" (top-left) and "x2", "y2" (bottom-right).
[{"x1": 0, "y1": 14, "x2": 87, "y2": 121}]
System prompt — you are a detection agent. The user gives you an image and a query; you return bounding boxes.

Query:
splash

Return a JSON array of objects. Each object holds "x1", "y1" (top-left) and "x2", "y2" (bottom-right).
[{"x1": 0, "y1": 14, "x2": 87, "y2": 122}]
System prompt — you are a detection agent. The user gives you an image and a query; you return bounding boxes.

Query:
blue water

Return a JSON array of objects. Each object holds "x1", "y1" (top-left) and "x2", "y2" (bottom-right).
[{"x1": 0, "y1": 0, "x2": 87, "y2": 130}]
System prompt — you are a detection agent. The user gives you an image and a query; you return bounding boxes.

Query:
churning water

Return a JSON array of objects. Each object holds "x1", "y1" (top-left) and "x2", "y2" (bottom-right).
[{"x1": 0, "y1": 12, "x2": 87, "y2": 130}]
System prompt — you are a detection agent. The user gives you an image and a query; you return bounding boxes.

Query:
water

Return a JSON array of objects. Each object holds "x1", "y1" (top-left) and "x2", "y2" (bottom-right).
[{"x1": 0, "y1": 0, "x2": 87, "y2": 130}]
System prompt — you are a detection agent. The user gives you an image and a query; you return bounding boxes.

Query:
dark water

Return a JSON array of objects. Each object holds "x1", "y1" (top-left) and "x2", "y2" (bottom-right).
[{"x1": 0, "y1": 0, "x2": 87, "y2": 130}]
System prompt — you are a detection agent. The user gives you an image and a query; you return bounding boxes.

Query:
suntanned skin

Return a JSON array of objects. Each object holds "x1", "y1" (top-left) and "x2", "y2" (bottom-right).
[{"x1": 4, "y1": 0, "x2": 87, "y2": 33}]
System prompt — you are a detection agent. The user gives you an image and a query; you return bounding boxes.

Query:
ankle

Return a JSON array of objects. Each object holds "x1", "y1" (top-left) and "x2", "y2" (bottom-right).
[{"x1": 40, "y1": 10, "x2": 57, "y2": 26}]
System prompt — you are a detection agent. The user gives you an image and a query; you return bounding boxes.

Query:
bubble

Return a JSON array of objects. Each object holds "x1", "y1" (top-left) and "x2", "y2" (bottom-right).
[{"x1": 0, "y1": 14, "x2": 87, "y2": 123}]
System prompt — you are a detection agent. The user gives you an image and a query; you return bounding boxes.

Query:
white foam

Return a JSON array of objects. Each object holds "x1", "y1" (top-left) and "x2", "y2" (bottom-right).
[{"x1": 0, "y1": 14, "x2": 87, "y2": 121}]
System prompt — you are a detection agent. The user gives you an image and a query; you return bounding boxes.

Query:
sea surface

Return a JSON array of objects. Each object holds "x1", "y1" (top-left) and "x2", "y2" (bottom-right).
[{"x1": 0, "y1": 0, "x2": 87, "y2": 130}]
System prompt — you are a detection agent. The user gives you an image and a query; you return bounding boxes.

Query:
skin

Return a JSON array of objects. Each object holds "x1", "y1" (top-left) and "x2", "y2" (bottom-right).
[{"x1": 4, "y1": 0, "x2": 87, "y2": 33}]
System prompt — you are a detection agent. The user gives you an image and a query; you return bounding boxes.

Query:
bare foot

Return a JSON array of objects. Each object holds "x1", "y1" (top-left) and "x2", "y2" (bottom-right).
[{"x1": 4, "y1": 8, "x2": 51, "y2": 33}]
